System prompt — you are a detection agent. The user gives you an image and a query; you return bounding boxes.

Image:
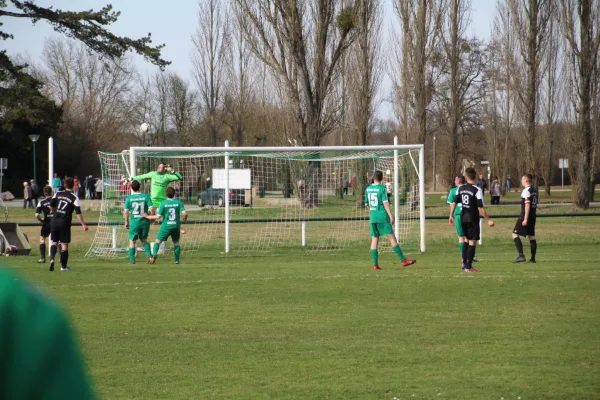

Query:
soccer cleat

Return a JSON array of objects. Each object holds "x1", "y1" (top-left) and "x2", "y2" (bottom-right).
[
  {"x1": 373, "y1": 265, "x2": 381, "y2": 270},
  {"x1": 461, "y1": 263, "x2": 466, "y2": 270},
  {"x1": 527, "y1": 259, "x2": 536, "y2": 263},
  {"x1": 514, "y1": 255, "x2": 527, "y2": 263},
  {"x1": 464, "y1": 267, "x2": 480, "y2": 273},
  {"x1": 148, "y1": 256, "x2": 157, "y2": 265},
  {"x1": 401, "y1": 259, "x2": 416, "y2": 267},
  {"x1": 130, "y1": 261, "x2": 136, "y2": 265},
  {"x1": 61, "y1": 267, "x2": 70, "y2": 272},
  {"x1": 472, "y1": 257, "x2": 479, "y2": 262},
  {"x1": 37, "y1": 258, "x2": 46, "y2": 263},
  {"x1": 175, "y1": 261, "x2": 180, "y2": 265},
  {"x1": 49, "y1": 259, "x2": 54, "y2": 271}
]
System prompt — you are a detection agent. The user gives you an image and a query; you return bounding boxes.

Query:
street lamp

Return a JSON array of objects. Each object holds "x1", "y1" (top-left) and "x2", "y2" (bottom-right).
[
  {"x1": 29, "y1": 135, "x2": 40, "y2": 185},
  {"x1": 433, "y1": 135, "x2": 436, "y2": 192}
]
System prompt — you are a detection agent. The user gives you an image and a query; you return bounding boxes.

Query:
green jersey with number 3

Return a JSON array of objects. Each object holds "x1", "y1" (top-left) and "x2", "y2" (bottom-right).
[
  {"x1": 157, "y1": 199, "x2": 186, "y2": 228},
  {"x1": 365, "y1": 184, "x2": 390, "y2": 223},
  {"x1": 124, "y1": 193, "x2": 153, "y2": 227}
]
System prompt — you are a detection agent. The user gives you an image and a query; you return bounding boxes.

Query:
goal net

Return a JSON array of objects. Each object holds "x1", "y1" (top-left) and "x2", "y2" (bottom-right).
[{"x1": 86, "y1": 144, "x2": 425, "y2": 259}]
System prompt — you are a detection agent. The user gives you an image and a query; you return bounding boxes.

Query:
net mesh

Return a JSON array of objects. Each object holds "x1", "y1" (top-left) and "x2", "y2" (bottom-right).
[{"x1": 86, "y1": 148, "x2": 422, "y2": 258}]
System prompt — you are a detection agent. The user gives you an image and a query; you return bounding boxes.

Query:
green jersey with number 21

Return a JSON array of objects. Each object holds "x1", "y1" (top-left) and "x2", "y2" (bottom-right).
[
  {"x1": 365, "y1": 184, "x2": 390, "y2": 223},
  {"x1": 157, "y1": 199, "x2": 186, "y2": 228},
  {"x1": 125, "y1": 193, "x2": 153, "y2": 225}
]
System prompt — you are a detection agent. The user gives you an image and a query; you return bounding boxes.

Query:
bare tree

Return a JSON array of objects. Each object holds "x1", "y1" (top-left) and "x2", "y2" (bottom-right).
[
  {"x1": 559, "y1": 0, "x2": 600, "y2": 208},
  {"x1": 168, "y1": 74, "x2": 198, "y2": 146},
  {"x1": 191, "y1": 0, "x2": 230, "y2": 146}
]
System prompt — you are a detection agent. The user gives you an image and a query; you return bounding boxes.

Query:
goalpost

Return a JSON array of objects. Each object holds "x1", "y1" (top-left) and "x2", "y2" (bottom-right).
[{"x1": 86, "y1": 139, "x2": 425, "y2": 258}]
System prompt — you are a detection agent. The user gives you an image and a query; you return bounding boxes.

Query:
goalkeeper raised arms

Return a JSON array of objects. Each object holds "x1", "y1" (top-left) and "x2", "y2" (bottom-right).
[{"x1": 131, "y1": 163, "x2": 183, "y2": 209}]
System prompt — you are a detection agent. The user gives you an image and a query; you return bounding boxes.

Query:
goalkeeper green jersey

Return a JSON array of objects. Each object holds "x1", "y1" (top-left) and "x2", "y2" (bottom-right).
[
  {"x1": 447, "y1": 186, "x2": 463, "y2": 216},
  {"x1": 131, "y1": 171, "x2": 183, "y2": 207},
  {"x1": 124, "y1": 193, "x2": 153, "y2": 227},
  {"x1": 157, "y1": 198, "x2": 186, "y2": 228},
  {"x1": 0, "y1": 267, "x2": 95, "y2": 399},
  {"x1": 365, "y1": 184, "x2": 390, "y2": 223}
]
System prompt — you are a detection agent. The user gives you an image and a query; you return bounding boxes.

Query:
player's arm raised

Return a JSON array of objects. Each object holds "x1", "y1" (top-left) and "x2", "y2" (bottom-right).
[{"x1": 130, "y1": 171, "x2": 154, "y2": 181}]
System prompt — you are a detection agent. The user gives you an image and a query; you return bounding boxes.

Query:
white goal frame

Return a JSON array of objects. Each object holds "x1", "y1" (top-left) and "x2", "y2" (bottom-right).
[{"x1": 128, "y1": 139, "x2": 426, "y2": 253}]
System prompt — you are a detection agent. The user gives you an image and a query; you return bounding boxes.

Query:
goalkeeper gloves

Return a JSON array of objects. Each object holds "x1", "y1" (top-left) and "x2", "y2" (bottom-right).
[{"x1": 165, "y1": 165, "x2": 174, "y2": 174}]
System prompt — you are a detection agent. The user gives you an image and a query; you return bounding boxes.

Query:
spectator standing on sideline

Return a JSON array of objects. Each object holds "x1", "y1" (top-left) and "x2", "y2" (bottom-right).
[
  {"x1": 186, "y1": 183, "x2": 193, "y2": 202},
  {"x1": 476, "y1": 174, "x2": 487, "y2": 196},
  {"x1": 491, "y1": 177, "x2": 502, "y2": 205},
  {"x1": 73, "y1": 176, "x2": 81, "y2": 199},
  {"x1": 52, "y1": 172, "x2": 62, "y2": 191},
  {"x1": 23, "y1": 182, "x2": 33, "y2": 209},
  {"x1": 343, "y1": 180, "x2": 349, "y2": 195},
  {"x1": 95, "y1": 177, "x2": 103, "y2": 200},
  {"x1": 86, "y1": 175, "x2": 95, "y2": 200},
  {"x1": 506, "y1": 174, "x2": 511, "y2": 194},
  {"x1": 350, "y1": 176, "x2": 357, "y2": 195},
  {"x1": 30, "y1": 179, "x2": 39, "y2": 206}
]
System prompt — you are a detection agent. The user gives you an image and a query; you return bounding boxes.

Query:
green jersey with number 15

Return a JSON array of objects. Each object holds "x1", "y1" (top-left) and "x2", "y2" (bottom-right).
[
  {"x1": 157, "y1": 199, "x2": 186, "y2": 228},
  {"x1": 124, "y1": 193, "x2": 153, "y2": 226},
  {"x1": 365, "y1": 184, "x2": 390, "y2": 223}
]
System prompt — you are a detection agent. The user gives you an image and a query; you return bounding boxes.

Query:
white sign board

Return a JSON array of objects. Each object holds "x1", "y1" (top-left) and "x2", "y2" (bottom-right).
[
  {"x1": 213, "y1": 169, "x2": 252, "y2": 189},
  {"x1": 559, "y1": 159, "x2": 568, "y2": 168}
]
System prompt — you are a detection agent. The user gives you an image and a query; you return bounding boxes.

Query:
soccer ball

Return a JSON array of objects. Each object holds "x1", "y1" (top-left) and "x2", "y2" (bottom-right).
[{"x1": 140, "y1": 123, "x2": 149, "y2": 133}]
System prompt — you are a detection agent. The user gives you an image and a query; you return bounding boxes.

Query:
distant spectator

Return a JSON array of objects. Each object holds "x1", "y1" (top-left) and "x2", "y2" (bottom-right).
[
  {"x1": 186, "y1": 183, "x2": 192, "y2": 202},
  {"x1": 95, "y1": 178, "x2": 103, "y2": 200},
  {"x1": 73, "y1": 176, "x2": 81, "y2": 199},
  {"x1": 350, "y1": 176, "x2": 357, "y2": 195},
  {"x1": 175, "y1": 184, "x2": 180, "y2": 199},
  {"x1": 206, "y1": 177, "x2": 212, "y2": 189},
  {"x1": 85, "y1": 175, "x2": 95, "y2": 200},
  {"x1": 491, "y1": 176, "x2": 501, "y2": 205},
  {"x1": 476, "y1": 174, "x2": 487, "y2": 196},
  {"x1": 506, "y1": 174, "x2": 511, "y2": 194},
  {"x1": 52, "y1": 172, "x2": 62, "y2": 191},
  {"x1": 384, "y1": 179, "x2": 393, "y2": 200},
  {"x1": 23, "y1": 182, "x2": 33, "y2": 209},
  {"x1": 30, "y1": 179, "x2": 39, "y2": 206},
  {"x1": 343, "y1": 180, "x2": 349, "y2": 195}
]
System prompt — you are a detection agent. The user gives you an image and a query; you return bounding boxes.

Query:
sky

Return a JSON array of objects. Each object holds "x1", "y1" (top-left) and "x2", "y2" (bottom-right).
[{"x1": 2, "y1": 0, "x2": 496, "y2": 120}]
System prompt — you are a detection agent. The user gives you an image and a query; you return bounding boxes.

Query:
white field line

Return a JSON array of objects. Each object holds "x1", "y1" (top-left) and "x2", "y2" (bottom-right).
[{"x1": 43, "y1": 272, "x2": 598, "y2": 289}]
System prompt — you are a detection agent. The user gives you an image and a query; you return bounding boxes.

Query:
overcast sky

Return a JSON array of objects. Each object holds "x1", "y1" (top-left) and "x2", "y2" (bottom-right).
[{"x1": 2, "y1": 0, "x2": 496, "y2": 120}]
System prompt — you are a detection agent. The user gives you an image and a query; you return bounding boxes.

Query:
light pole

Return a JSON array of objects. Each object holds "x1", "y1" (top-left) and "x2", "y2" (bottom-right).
[
  {"x1": 29, "y1": 135, "x2": 40, "y2": 184},
  {"x1": 433, "y1": 135, "x2": 436, "y2": 192}
]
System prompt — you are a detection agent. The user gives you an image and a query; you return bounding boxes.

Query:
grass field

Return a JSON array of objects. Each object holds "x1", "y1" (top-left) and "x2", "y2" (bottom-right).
[{"x1": 3, "y1": 209, "x2": 600, "y2": 399}]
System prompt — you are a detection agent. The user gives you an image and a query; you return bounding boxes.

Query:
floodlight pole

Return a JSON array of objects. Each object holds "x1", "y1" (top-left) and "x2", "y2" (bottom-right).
[
  {"x1": 48, "y1": 137, "x2": 54, "y2": 189},
  {"x1": 29, "y1": 135, "x2": 40, "y2": 184},
  {"x1": 393, "y1": 136, "x2": 400, "y2": 241},
  {"x1": 225, "y1": 140, "x2": 230, "y2": 254}
]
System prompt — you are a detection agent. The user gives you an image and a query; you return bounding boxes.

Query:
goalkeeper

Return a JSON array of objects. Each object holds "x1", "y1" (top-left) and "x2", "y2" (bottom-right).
[{"x1": 130, "y1": 163, "x2": 183, "y2": 210}]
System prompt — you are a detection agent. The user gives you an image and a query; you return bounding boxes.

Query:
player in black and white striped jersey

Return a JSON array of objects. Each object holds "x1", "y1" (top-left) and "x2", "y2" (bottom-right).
[{"x1": 49, "y1": 178, "x2": 88, "y2": 271}]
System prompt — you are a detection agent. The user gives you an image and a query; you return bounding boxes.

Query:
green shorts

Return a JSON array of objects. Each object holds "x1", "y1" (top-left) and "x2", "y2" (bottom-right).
[
  {"x1": 128, "y1": 222, "x2": 150, "y2": 241},
  {"x1": 156, "y1": 226, "x2": 180, "y2": 242},
  {"x1": 370, "y1": 222, "x2": 394, "y2": 237},
  {"x1": 454, "y1": 215, "x2": 464, "y2": 237}
]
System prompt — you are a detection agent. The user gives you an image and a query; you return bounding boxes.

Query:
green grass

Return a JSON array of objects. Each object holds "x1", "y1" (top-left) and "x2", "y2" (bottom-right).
[{"x1": 4, "y1": 224, "x2": 600, "y2": 399}]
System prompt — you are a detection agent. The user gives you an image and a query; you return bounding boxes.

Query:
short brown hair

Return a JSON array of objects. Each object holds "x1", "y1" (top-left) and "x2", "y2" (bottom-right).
[
  {"x1": 465, "y1": 168, "x2": 477, "y2": 181},
  {"x1": 373, "y1": 170, "x2": 383, "y2": 182},
  {"x1": 131, "y1": 180, "x2": 141, "y2": 191},
  {"x1": 64, "y1": 177, "x2": 74, "y2": 189},
  {"x1": 523, "y1": 174, "x2": 533, "y2": 184},
  {"x1": 166, "y1": 186, "x2": 175, "y2": 198},
  {"x1": 43, "y1": 186, "x2": 53, "y2": 196}
]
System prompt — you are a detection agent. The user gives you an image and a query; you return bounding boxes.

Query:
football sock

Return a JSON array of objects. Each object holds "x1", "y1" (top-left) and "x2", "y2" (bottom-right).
[
  {"x1": 174, "y1": 245, "x2": 181, "y2": 262},
  {"x1": 458, "y1": 241, "x2": 464, "y2": 256},
  {"x1": 40, "y1": 243, "x2": 46, "y2": 258},
  {"x1": 60, "y1": 250, "x2": 69, "y2": 267},
  {"x1": 513, "y1": 237, "x2": 524, "y2": 256},
  {"x1": 128, "y1": 247, "x2": 135, "y2": 263},
  {"x1": 461, "y1": 242, "x2": 468, "y2": 264},
  {"x1": 370, "y1": 249, "x2": 378, "y2": 266},
  {"x1": 466, "y1": 245, "x2": 476, "y2": 268},
  {"x1": 530, "y1": 240, "x2": 537, "y2": 260},
  {"x1": 392, "y1": 245, "x2": 406, "y2": 261},
  {"x1": 50, "y1": 245, "x2": 57, "y2": 260},
  {"x1": 152, "y1": 243, "x2": 160, "y2": 257},
  {"x1": 143, "y1": 243, "x2": 152, "y2": 259}
]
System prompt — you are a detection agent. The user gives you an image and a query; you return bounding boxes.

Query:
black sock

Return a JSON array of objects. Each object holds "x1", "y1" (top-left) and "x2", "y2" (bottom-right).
[
  {"x1": 60, "y1": 250, "x2": 69, "y2": 267},
  {"x1": 40, "y1": 243, "x2": 46, "y2": 258},
  {"x1": 466, "y1": 245, "x2": 476, "y2": 268},
  {"x1": 530, "y1": 240, "x2": 537, "y2": 260},
  {"x1": 513, "y1": 237, "x2": 524, "y2": 256},
  {"x1": 50, "y1": 245, "x2": 57, "y2": 260},
  {"x1": 461, "y1": 242, "x2": 468, "y2": 264}
]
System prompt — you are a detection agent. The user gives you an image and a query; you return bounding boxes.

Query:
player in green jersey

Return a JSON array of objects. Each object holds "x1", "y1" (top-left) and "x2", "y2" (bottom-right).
[
  {"x1": 123, "y1": 180, "x2": 154, "y2": 264},
  {"x1": 143, "y1": 187, "x2": 188, "y2": 265},
  {"x1": 447, "y1": 175, "x2": 466, "y2": 255},
  {"x1": 0, "y1": 267, "x2": 95, "y2": 399},
  {"x1": 130, "y1": 163, "x2": 183, "y2": 209},
  {"x1": 365, "y1": 170, "x2": 416, "y2": 270}
]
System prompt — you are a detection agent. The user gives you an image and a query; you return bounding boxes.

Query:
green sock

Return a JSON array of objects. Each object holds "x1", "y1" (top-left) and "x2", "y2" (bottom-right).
[
  {"x1": 174, "y1": 245, "x2": 181, "y2": 262},
  {"x1": 458, "y1": 242, "x2": 465, "y2": 256},
  {"x1": 143, "y1": 243, "x2": 152, "y2": 259},
  {"x1": 128, "y1": 247, "x2": 135, "y2": 263},
  {"x1": 392, "y1": 245, "x2": 406, "y2": 261},
  {"x1": 370, "y1": 249, "x2": 378, "y2": 265},
  {"x1": 152, "y1": 243, "x2": 160, "y2": 257}
]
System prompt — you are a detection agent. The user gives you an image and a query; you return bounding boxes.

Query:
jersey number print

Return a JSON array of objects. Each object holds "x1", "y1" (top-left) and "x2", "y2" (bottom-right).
[
  {"x1": 368, "y1": 193, "x2": 378, "y2": 207},
  {"x1": 168, "y1": 208, "x2": 177, "y2": 221},
  {"x1": 461, "y1": 194, "x2": 470, "y2": 205},
  {"x1": 132, "y1": 201, "x2": 144, "y2": 215},
  {"x1": 57, "y1": 200, "x2": 68, "y2": 211}
]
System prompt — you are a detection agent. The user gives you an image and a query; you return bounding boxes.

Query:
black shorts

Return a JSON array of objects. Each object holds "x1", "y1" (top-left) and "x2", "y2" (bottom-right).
[
  {"x1": 461, "y1": 219, "x2": 480, "y2": 241},
  {"x1": 50, "y1": 223, "x2": 72, "y2": 244},
  {"x1": 40, "y1": 223, "x2": 50, "y2": 238},
  {"x1": 513, "y1": 218, "x2": 536, "y2": 237}
]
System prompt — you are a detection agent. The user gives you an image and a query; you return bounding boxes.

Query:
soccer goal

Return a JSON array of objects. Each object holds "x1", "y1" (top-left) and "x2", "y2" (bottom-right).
[{"x1": 86, "y1": 140, "x2": 425, "y2": 258}]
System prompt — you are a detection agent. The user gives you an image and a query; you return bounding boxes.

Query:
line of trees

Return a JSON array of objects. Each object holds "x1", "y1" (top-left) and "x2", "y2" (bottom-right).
[{"x1": 0, "y1": 0, "x2": 598, "y2": 208}]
